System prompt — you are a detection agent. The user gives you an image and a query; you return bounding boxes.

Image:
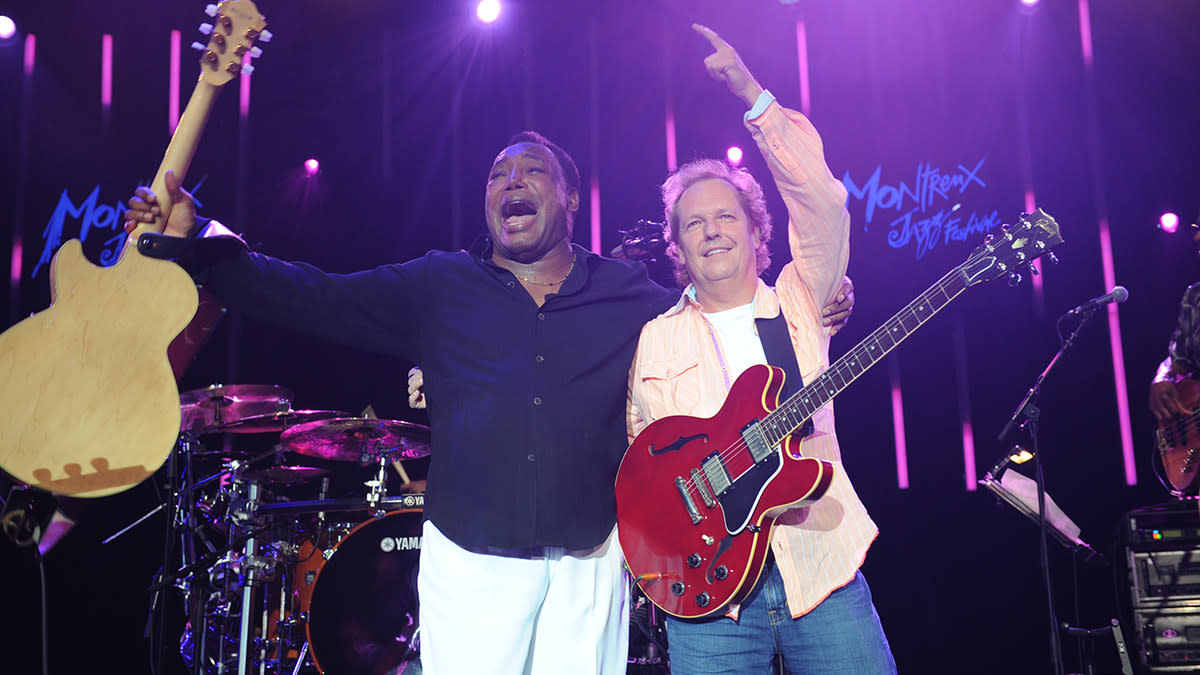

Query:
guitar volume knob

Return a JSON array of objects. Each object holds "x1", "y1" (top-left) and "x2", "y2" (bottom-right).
[
  {"x1": 713, "y1": 565, "x2": 728, "y2": 580},
  {"x1": 687, "y1": 553, "x2": 702, "y2": 569},
  {"x1": 671, "y1": 582, "x2": 686, "y2": 597},
  {"x1": 695, "y1": 592, "x2": 711, "y2": 608}
]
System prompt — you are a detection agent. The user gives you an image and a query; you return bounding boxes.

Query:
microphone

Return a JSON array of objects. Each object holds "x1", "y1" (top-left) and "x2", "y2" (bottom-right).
[{"x1": 1065, "y1": 286, "x2": 1128, "y2": 315}]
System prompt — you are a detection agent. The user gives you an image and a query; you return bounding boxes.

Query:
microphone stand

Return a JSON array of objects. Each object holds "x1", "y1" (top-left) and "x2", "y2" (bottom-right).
[{"x1": 997, "y1": 304, "x2": 1102, "y2": 675}]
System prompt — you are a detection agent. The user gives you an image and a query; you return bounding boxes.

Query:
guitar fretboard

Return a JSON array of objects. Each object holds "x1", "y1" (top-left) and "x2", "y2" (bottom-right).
[{"x1": 758, "y1": 264, "x2": 972, "y2": 447}]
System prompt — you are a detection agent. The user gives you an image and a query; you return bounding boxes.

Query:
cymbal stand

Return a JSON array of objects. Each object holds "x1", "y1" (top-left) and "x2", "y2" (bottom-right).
[
  {"x1": 364, "y1": 445, "x2": 391, "y2": 517},
  {"x1": 233, "y1": 479, "x2": 261, "y2": 675}
]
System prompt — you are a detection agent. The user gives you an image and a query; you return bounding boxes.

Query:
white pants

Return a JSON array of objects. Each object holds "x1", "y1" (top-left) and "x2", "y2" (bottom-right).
[{"x1": 417, "y1": 520, "x2": 629, "y2": 675}]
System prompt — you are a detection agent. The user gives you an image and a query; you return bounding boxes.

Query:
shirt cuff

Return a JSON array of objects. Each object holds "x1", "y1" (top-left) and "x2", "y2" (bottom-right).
[{"x1": 744, "y1": 89, "x2": 776, "y2": 124}]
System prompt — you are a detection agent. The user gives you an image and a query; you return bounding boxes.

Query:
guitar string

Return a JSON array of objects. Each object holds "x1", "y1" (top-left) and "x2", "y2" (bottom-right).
[
  {"x1": 1161, "y1": 409, "x2": 1200, "y2": 450},
  {"x1": 677, "y1": 219, "x2": 1050, "y2": 501},
  {"x1": 680, "y1": 273, "x2": 962, "y2": 500},
  {"x1": 679, "y1": 267, "x2": 968, "y2": 502}
]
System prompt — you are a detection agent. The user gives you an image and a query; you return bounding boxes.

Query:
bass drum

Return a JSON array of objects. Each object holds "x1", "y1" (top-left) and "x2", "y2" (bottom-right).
[{"x1": 307, "y1": 509, "x2": 424, "y2": 675}]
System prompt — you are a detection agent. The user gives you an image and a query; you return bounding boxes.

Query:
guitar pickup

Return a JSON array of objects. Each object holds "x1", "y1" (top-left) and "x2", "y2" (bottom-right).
[
  {"x1": 702, "y1": 452, "x2": 732, "y2": 496},
  {"x1": 690, "y1": 468, "x2": 717, "y2": 508}
]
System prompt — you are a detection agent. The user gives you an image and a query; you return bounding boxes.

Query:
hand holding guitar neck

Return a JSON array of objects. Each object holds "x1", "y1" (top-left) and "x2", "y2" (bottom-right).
[{"x1": 124, "y1": 170, "x2": 198, "y2": 239}]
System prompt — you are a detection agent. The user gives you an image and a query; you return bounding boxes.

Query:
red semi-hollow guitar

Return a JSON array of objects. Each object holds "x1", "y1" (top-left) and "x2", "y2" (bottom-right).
[{"x1": 616, "y1": 209, "x2": 1063, "y2": 619}]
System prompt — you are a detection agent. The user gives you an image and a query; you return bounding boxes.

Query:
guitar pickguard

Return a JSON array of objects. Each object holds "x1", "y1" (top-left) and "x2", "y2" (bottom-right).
[{"x1": 717, "y1": 450, "x2": 782, "y2": 535}]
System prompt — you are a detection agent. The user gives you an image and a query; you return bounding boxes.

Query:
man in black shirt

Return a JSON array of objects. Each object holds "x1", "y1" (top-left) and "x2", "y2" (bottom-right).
[{"x1": 127, "y1": 132, "x2": 677, "y2": 673}]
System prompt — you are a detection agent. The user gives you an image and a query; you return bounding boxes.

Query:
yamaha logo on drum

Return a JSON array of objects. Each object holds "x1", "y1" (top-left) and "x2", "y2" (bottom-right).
[{"x1": 379, "y1": 535, "x2": 422, "y2": 552}]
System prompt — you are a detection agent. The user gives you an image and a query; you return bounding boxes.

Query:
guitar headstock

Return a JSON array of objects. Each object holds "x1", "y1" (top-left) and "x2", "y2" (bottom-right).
[
  {"x1": 194, "y1": 0, "x2": 269, "y2": 86},
  {"x1": 960, "y1": 208, "x2": 1064, "y2": 287}
]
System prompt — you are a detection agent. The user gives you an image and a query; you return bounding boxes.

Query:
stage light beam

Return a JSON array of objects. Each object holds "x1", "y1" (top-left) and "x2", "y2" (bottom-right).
[
  {"x1": 726, "y1": 146, "x2": 743, "y2": 166},
  {"x1": 476, "y1": 0, "x2": 501, "y2": 24},
  {"x1": 304, "y1": 158, "x2": 320, "y2": 176}
]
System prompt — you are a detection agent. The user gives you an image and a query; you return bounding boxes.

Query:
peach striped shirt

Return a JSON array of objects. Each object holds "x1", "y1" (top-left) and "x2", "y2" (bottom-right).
[{"x1": 626, "y1": 97, "x2": 877, "y2": 619}]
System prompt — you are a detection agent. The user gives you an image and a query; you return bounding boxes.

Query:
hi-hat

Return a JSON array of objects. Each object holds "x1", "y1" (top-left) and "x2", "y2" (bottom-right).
[
  {"x1": 218, "y1": 409, "x2": 347, "y2": 434},
  {"x1": 179, "y1": 384, "x2": 293, "y2": 433},
  {"x1": 281, "y1": 417, "x2": 431, "y2": 463},
  {"x1": 241, "y1": 465, "x2": 329, "y2": 486}
]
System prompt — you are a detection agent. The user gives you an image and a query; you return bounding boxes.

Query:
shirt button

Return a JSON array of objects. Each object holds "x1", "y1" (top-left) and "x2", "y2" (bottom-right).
[
  {"x1": 537, "y1": 312, "x2": 546, "y2": 320},
  {"x1": 506, "y1": 280, "x2": 515, "y2": 288},
  {"x1": 535, "y1": 355, "x2": 545, "y2": 363},
  {"x1": 527, "y1": 454, "x2": 536, "y2": 462},
  {"x1": 533, "y1": 397, "x2": 542, "y2": 406}
]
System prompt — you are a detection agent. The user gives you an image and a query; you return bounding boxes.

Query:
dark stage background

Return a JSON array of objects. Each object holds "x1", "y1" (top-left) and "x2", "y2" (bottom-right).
[{"x1": 2, "y1": 0, "x2": 1200, "y2": 673}]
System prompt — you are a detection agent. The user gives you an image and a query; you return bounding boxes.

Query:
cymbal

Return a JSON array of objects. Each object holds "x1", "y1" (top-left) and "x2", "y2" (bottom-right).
[
  {"x1": 180, "y1": 384, "x2": 293, "y2": 433},
  {"x1": 242, "y1": 465, "x2": 329, "y2": 486},
  {"x1": 281, "y1": 417, "x2": 431, "y2": 463},
  {"x1": 217, "y1": 409, "x2": 348, "y2": 435}
]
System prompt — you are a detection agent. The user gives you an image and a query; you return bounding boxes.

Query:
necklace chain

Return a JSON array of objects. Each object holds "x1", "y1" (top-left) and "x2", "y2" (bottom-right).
[{"x1": 517, "y1": 254, "x2": 576, "y2": 287}]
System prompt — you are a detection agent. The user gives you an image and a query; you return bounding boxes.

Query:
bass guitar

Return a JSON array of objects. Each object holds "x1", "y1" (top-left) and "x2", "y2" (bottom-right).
[
  {"x1": 616, "y1": 208, "x2": 1063, "y2": 618},
  {"x1": 0, "y1": 1, "x2": 268, "y2": 497},
  {"x1": 1156, "y1": 379, "x2": 1200, "y2": 495}
]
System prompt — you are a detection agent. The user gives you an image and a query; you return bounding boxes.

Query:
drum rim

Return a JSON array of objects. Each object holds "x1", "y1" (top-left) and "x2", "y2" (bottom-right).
[{"x1": 305, "y1": 507, "x2": 424, "y2": 674}]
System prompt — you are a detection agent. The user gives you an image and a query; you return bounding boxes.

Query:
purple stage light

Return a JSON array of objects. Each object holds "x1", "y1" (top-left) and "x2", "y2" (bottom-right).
[
  {"x1": 304, "y1": 158, "x2": 320, "y2": 176},
  {"x1": 1020, "y1": 0, "x2": 1040, "y2": 6},
  {"x1": 0, "y1": 16, "x2": 15, "y2": 41},
  {"x1": 1160, "y1": 212, "x2": 1180, "y2": 233},
  {"x1": 726, "y1": 146, "x2": 743, "y2": 166},
  {"x1": 476, "y1": 0, "x2": 501, "y2": 24}
]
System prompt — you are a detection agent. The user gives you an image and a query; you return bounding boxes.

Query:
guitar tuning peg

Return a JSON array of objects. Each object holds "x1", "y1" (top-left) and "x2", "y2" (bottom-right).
[
  {"x1": 199, "y1": 22, "x2": 214, "y2": 35},
  {"x1": 205, "y1": 4, "x2": 219, "y2": 17},
  {"x1": 258, "y1": 29, "x2": 273, "y2": 43},
  {"x1": 1007, "y1": 271, "x2": 1023, "y2": 287},
  {"x1": 190, "y1": 41, "x2": 208, "y2": 52},
  {"x1": 1046, "y1": 252, "x2": 1060, "y2": 265},
  {"x1": 249, "y1": 46, "x2": 263, "y2": 58},
  {"x1": 1027, "y1": 263, "x2": 1040, "y2": 277},
  {"x1": 240, "y1": 62, "x2": 255, "y2": 75}
]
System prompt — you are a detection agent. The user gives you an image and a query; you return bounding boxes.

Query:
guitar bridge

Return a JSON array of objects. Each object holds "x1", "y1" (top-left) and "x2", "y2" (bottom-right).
[{"x1": 676, "y1": 476, "x2": 702, "y2": 524}]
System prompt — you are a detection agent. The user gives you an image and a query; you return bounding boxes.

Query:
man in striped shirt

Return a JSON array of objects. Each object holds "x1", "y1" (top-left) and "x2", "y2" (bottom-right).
[{"x1": 626, "y1": 24, "x2": 895, "y2": 674}]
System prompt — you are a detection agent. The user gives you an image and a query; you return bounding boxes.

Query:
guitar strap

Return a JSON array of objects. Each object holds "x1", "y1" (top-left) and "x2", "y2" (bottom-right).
[{"x1": 755, "y1": 305, "x2": 814, "y2": 438}]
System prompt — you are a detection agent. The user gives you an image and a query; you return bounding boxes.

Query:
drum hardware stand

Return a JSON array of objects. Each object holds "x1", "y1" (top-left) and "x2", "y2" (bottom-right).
[
  {"x1": 996, "y1": 301, "x2": 1107, "y2": 675},
  {"x1": 1061, "y1": 619, "x2": 1133, "y2": 675},
  {"x1": 365, "y1": 450, "x2": 392, "y2": 517},
  {"x1": 231, "y1": 480, "x2": 262, "y2": 675},
  {"x1": 289, "y1": 641, "x2": 309, "y2": 675}
]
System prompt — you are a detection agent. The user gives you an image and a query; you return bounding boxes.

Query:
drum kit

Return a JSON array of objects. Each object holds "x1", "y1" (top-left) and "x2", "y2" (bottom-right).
[
  {"x1": 147, "y1": 382, "x2": 668, "y2": 675},
  {"x1": 148, "y1": 383, "x2": 431, "y2": 675}
]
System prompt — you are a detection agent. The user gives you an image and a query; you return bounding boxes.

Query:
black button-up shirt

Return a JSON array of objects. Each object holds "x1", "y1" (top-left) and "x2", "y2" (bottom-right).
[{"x1": 206, "y1": 235, "x2": 675, "y2": 549}]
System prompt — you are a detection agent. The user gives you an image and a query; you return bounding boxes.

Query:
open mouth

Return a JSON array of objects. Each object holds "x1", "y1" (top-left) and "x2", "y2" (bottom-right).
[{"x1": 501, "y1": 199, "x2": 538, "y2": 219}]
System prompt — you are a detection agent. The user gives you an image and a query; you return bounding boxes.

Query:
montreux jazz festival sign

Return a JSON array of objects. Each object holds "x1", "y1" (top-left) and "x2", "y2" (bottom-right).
[
  {"x1": 843, "y1": 157, "x2": 1000, "y2": 260},
  {"x1": 32, "y1": 159, "x2": 995, "y2": 279},
  {"x1": 32, "y1": 182, "x2": 205, "y2": 279}
]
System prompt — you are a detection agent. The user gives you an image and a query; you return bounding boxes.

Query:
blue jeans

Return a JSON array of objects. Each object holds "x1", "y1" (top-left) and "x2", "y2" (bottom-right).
[{"x1": 664, "y1": 560, "x2": 896, "y2": 674}]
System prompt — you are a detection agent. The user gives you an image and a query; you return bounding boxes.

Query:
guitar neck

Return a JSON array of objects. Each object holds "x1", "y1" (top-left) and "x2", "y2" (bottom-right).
[
  {"x1": 130, "y1": 83, "x2": 221, "y2": 240},
  {"x1": 762, "y1": 265, "x2": 972, "y2": 445}
]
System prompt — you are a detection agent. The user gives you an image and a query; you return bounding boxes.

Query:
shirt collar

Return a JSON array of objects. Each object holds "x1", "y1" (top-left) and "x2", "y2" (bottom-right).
[
  {"x1": 469, "y1": 234, "x2": 592, "y2": 293},
  {"x1": 665, "y1": 279, "x2": 780, "y2": 319}
]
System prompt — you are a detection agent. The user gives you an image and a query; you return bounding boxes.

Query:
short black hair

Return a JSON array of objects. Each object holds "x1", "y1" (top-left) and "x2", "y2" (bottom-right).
[{"x1": 507, "y1": 131, "x2": 580, "y2": 193}]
